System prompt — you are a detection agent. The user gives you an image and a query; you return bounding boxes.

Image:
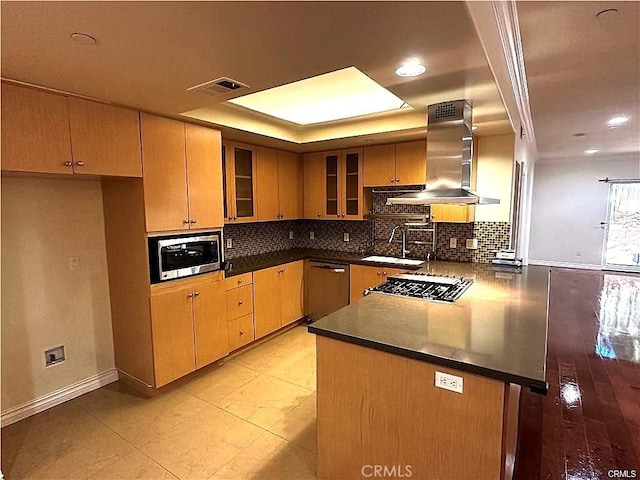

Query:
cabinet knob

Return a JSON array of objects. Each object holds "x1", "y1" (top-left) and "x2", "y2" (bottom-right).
[
  {"x1": 238, "y1": 300, "x2": 243, "y2": 305},
  {"x1": 234, "y1": 216, "x2": 238, "y2": 220},
  {"x1": 377, "y1": 271, "x2": 381, "y2": 275},
  {"x1": 75, "y1": 161, "x2": 85, "y2": 167},
  {"x1": 190, "y1": 219, "x2": 197, "y2": 224},
  {"x1": 383, "y1": 271, "x2": 387, "y2": 276},
  {"x1": 395, "y1": 178, "x2": 399, "y2": 182},
  {"x1": 194, "y1": 291, "x2": 200, "y2": 297},
  {"x1": 317, "y1": 213, "x2": 321, "y2": 217},
  {"x1": 187, "y1": 292, "x2": 194, "y2": 298},
  {"x1": 64, "y1": 161, "x2": 73, "y2": 167},
  {"x1": 341, "y1": 214, "x2": 345, "y2": 218},
  {"x1": 390, "y1": 178, "x2": 395, "y2": 183},
  {"x1": 183, "y1": 219, "x2": 190, "y2": 224},
  {"x1": 238, "y1": 279, "x2": 243, "y2": 284},
  {"x1": 240, "y1": 330, "x2": 245, "y2": 335}
]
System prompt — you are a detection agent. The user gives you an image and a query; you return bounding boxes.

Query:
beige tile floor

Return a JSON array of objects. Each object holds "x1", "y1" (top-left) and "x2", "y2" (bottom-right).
[{"x1": 1, "y1": 325, "x2": 318, "y2": 480}]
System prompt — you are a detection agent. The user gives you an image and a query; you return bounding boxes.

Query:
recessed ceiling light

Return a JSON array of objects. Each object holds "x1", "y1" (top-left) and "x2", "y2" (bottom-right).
[
  {"x1": 70, "y1": 32, "x2": 97, "y2": 45},
  {"x1": 607, "y1": 115, "x2": 629, "y2": 127},
  {"x1": 471, "y1": 125, "x2": 478, "y2": 131},
  {"x1": 585, "y1": 149, "x2": 599, "y2": 155},
  {"x1": 395, "y1": 62, "x2": 427, "y2": 78},
  {"x1": 572, "y1": 132, "x2": 587, "y2": 137},
  {"x1": 228, "y1": 67, "x2": 410, "y2": 125}
]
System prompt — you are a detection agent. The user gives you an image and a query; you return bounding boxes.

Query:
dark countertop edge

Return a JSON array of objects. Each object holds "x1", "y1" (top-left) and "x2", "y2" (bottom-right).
[
  {"x1": 225, "y1": 250, "x2": 423, "y2": 277},
  {"x1": 308, "y1": 326, "x2": 549, "y2": 395}
]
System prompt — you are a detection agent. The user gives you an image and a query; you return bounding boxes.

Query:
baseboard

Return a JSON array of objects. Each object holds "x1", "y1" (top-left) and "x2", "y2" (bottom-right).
[
  {"x1": 1, "y1": 368, "x2": 119, "y2": 427},
  {"x1": 528, "y1": 260, "x2": 602, "y2": 271}
]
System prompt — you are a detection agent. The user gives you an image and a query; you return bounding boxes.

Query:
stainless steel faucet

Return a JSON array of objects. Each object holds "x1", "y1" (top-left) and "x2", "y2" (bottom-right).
[{"x1": 389, "y1": 225, "x2": 411, "y2": 259}]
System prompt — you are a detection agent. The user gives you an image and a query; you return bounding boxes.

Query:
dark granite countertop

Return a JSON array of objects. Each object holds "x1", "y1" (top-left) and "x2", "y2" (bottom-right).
[
  {"x1": 308, "y1": 262, "x2": 550, "y2": 393},
  {"x1": 224, "y1": 248, "x2": 424, "y2": 277}
]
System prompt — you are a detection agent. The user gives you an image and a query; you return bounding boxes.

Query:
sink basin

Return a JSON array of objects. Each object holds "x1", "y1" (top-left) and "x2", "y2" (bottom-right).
[{"x1": 361, "y1": 255, "x2": 425, "y2": 266}]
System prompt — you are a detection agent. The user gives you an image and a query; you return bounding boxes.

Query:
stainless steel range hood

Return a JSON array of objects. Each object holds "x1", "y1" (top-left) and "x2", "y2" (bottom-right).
[{"x1": 387, "y1": 100, "x2": 499, "y2": 206}]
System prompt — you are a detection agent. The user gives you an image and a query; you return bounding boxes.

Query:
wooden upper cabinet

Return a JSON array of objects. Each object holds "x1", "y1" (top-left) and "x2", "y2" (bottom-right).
[
  {"x1": 1, "y1": 83, "x2": 73, "y2": 175},
  {"x1": 363, "y1": 144, "x2": 396, "y2": 187},
  {"x1": 224, "y1": 142, "x2": 257, "y2": 223},
  {"x1": 192, "y1": 279, "x2": 229, "y2": 369},
  {"x1": 395, "y1": 140, "x2": 426, "y2": 186},
  {"x1": 256, "y1": 147, "x2": 280, "y2": 221},
  {"x1": 150, "y1": 286, "x2": 196, "y2": 388},
  {"x1": 341, "y1": 148, "x2": 363, "y2": 220},
  {"x1": 278, "y1": 150, "x2": 303, "y2": 220},
  {"x1": 68, "y1": 97, "x2": 142, "y2": 177},
  {"x1": 186, "y1": 124, "x2": 224, "y2": 228},
  {"x1": 323, "y1": 151, "x2": 341, "y2": 219},
  {"x1": 303, "y1": 152, "x2": 325, "y2": 219},
  {"x1": 431, "y1": 204, "x2": 475, "y2": 223},
  {"x1": 141, "y1": 113, "x2": 189, "y2": 232}
]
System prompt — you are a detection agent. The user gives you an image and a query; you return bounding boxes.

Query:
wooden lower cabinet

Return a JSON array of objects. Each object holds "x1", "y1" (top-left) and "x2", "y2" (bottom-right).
[
  {"x1": 150, "y1": 276, "x2": 228, "y2": 387},
  {"x1": 228, "y1": 313, "x2": 255, "y2": 351},
  {"x1": 254, "y1": 260, "x2": 304, "y2": 339},
  {"x1": 349, "y1": 265, "x2": 405, "y2": 303}
]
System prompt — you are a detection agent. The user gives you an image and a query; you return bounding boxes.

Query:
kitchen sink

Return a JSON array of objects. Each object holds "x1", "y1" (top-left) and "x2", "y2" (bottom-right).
[{"x1": 360, "y1": 255, "x2": 425, "y2": 266}]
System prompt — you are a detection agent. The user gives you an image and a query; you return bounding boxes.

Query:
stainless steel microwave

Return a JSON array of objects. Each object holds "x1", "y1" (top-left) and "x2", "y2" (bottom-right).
[{"x1": 148, "y1": 231, "x2": 223, "y2": 283}]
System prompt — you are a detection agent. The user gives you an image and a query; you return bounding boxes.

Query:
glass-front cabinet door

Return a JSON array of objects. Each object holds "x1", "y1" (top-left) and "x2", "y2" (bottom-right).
[
  {"x1": 223, "y1": 142, "x2": 257, "y2": 223},
  {"x1": 324, "y1": 151, "x2": 340, "y2": 218},
  {"x1": 342, "y1": 148, "x2": 362, "y2": 219}
]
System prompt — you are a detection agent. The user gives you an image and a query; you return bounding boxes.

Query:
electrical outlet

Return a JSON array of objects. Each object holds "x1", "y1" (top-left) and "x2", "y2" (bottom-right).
[
  {"x1": 435, "y1": 371, "x2": 463, "y2": 394},
  {"x1": 69, "y1": 256, "x2": 80, "y2": 271},
  {"x1": 44, "y1": 345, "x2": 66, "y2": 367},
  {"x1": 343, "y1": 232, "x2": 350, "y2": 242},
  {"x1": 310, "y1": 231, "x2": 315, "y2": 240},
  {"x1": 226, "y1": 238, "x2": 233, "y2": 249},
  {"x1": 466, "y1": 238, "x2": 478, "y2": 250},
  {"x1": 449, "y1": 238, "x2": 457, "y2": 249},
  {"x1": 289, "y1": 231, "x2": 294, "y2": 240}
]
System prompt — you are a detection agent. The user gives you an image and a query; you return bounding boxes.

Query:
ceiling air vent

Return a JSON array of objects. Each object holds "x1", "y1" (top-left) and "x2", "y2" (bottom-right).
[{"x1": 187, "y1": 77, "x2": 249, "y2": 96}]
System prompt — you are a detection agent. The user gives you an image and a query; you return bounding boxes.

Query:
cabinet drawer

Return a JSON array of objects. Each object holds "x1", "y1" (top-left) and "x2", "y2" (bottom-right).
[
  {"x1": 225, "y1": 272, "x2": 253, "y2": 290},
  {"x1": 228, "y1": 314, "x2": 255, "y2": 351},
  {"x1": 226, "y1": 284, "x2": 253, "y2": 319}
]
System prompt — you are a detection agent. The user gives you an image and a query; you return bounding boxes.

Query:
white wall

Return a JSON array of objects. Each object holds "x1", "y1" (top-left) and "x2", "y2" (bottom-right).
[
  {"x1": 528, "y1": 156, "x2": 640, "y2": 266},
  {"x1": 1, "y1": 177, "x2": 115, "y2": 412}
]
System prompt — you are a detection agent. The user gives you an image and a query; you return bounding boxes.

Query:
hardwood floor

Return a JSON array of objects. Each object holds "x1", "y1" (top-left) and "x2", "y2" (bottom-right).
[{"x1": 515, "y1": 268, "x2": 640, "y2": 479}]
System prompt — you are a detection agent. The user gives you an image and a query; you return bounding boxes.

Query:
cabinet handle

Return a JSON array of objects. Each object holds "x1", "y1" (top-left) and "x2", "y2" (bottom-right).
[
  {"x1": 183, "y1": 219, "x2": 190, "y2": 224},
  {"x1": 190, "y1": 219, "x2": 197, "y2": 224},
  {"x1": 237, "y1": 279, "x2": 243, "y2": 284},
  {"x1": 234, "y1": 216, "x2": 238, "y2": 220},
  {"x1": 187, "y1": 292, "x2": 194, "y2": 298},
  {"x1": 75, "y1": 161, "x2": 85, "y2": 167},
  {"x1": 390, "y1": 177, "x2": 395, "y2": 183},
  {"x1": 317, "y1": 213, "x2": 321, "y2": 217},
  {"x1": 395, "y1": 178, "x2": 399, "y2": 182},
  {"x1": 240, "y1": 330, "x2": 245, "y2": 335},
  {"x1": 238, "y1": 300, "x2": 243, "y2": 305},
  {"x1": 64, "y1": 161, "x2": 73, "y2": 167},
  {"x1": 377, "y1": 271, "x2": 381, "y2": 275},
  {"x1": 383, "y1": 271, "x2": 387, "y2": 276},
  {"x1": 342, "y1": 214, "x2": 345, "y2": 218},
  {"x1": 194, "y1": 291, "x2": 200, "y2": 297}
]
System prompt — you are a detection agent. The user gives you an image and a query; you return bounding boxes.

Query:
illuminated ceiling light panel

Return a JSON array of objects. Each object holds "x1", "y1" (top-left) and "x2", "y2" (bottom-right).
[{"x1": 227, "y1": 67, "x2": 410, "y2": 125}]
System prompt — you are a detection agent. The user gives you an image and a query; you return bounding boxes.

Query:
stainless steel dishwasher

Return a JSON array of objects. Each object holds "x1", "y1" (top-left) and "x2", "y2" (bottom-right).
[{"x1": 306, "y1": 261, "x2": 350, "y2": 322}]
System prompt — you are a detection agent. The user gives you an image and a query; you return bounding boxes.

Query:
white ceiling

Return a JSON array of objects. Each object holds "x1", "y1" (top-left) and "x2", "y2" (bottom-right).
[
  {"x1": 0, "y1": 1, "x2": 513, "y2": 152},
  {"x1": 518, "y1": 1, "x2": 640, "y2": 162}
]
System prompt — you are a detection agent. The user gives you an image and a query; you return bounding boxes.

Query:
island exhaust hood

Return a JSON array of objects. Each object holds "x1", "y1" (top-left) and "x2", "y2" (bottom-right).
[{"x1": 387, "y1": 100, "x2": 499, "y2": 206}]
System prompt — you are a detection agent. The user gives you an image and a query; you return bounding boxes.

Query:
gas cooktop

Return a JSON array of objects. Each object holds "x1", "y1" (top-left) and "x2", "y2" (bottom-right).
[{"x1": 365, "y1": 272, "x2": 473, "y2": 303}]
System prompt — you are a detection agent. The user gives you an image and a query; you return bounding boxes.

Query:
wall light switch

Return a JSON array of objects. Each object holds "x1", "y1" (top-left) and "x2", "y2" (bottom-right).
[
  {"x1": 310, "y1": 231, "x2": 315, "y2": 240},
  {"x1": 449, "y1": 238, "x2": 457, "y2": 249},
  {"x1": 226, "y1": 238, "x2": 233, "y2": 249},
  {"x1": 289, "y1": 231, "x2": 294, "y2": 240},
  {"x1": 466, "y1": 238, "x2": 478, "y2": 250},
  {"x1": 435, "y1": 371, "x2": 463, "y2": 394},
  {"x1": 343, "y1": 232, "x2": 350, "y2": 242}
]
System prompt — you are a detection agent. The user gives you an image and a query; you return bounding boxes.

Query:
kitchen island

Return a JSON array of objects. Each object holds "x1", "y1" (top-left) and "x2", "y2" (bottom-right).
[{"x1": 308, "y1": 262, "x2": 549, "y2": 480}]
